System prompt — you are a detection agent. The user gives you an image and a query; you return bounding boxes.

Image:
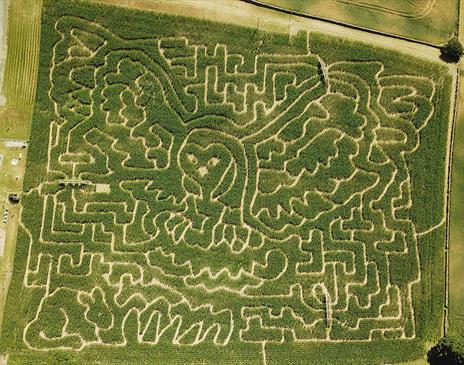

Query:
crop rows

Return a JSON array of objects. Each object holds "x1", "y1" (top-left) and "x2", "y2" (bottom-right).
[{"x1": 0, "y1": 0, "x2": 42, "y2": 138}]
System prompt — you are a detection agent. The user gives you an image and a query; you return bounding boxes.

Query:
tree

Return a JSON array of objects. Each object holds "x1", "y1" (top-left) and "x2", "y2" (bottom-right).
[
  {"x1": 428, "y1": 336, "x2": 464, "y2": 365},
  {"x1": 49, "y1": 352, "x2": 77, "y2": 365},
  {"x1": 440, "y1": 37, "x2": 464, "y2": 63}
]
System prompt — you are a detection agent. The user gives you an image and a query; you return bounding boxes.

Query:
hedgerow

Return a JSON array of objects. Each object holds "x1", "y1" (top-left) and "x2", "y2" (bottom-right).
[{"x1": 0, "y1": 0, "x2": 452, "y2": 364}]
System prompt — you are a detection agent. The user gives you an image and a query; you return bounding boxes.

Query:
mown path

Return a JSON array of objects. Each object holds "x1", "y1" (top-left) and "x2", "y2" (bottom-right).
[
  {"x1": 0, "y1": 0, "x2": 8, "y2": 103},
  {"x1": 447, "y1": 0, "x2": 464, "y2": 340},
  {"x1": 0, "y1": 1, "x2": 460, "y2": 364}
]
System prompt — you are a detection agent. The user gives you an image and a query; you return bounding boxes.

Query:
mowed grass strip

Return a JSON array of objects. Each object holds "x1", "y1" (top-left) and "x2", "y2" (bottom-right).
[
  {"x1": 0, "y1": 0, "x2": 42, "y2": 139},
  {"x1": 0, "y1": 143, "x2": 28, "y2": 331},
  {"x1": 448, "y1": 71, "x2": 464, "y2": 338}
]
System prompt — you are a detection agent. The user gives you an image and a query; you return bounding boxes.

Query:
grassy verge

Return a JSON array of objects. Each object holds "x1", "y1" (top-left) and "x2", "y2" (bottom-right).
[{"x1": 448, "y1": 71, "x2": 464, "y2": 338}]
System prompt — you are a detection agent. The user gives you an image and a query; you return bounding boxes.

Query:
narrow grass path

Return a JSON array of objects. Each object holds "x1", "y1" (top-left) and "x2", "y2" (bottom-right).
[{"x1": 448, "y1": 70, "x2": 464, "y2": 339}]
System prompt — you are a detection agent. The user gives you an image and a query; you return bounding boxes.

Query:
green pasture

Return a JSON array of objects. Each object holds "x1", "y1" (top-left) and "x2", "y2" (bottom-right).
[
  {"x1": 0, "y1": 0, "x2": 42, "y2": 140},
  {"x1": 0, "y1": 142, "x2": 27, "y2": 330},
  {"x1": 261, "y1": 0, "x2": 457, "y2": 45},
  {"x1": 0, "y1": 0, "x2": 453, "y2": 364},
  {"x1": 448, "y1": 71, "x2": 464, "y2": 339}
]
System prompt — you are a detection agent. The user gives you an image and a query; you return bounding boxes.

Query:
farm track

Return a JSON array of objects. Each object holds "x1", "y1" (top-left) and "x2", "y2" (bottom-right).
[{"x1": 335, "y1": 0, "x2": 435, "y2": 19}]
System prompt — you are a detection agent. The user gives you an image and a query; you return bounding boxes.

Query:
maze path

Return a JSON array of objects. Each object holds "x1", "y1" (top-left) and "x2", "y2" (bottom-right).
[{"x1": 20, "y1": 15, "x2": 437, "y2": 350}]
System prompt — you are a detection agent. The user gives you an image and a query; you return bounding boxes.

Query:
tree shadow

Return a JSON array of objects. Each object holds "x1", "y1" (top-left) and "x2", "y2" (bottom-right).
[
  {"x1": 427, "y1": 336, "x2": 464, "y2": 365},
  {"x1": 439, "y1": 51, "x2": 460, "y2": 63}
]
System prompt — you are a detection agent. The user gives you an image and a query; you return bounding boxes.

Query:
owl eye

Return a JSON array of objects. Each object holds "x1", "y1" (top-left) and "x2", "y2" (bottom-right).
[
  {"x1": 187, "y1": 153, "x2": 197, "y2": 164},
  {"x1": 208, "y1": 157, "x2": 219, "y2": 167},
  {"x1": 197, "y1": 166, "x2": 208, "y2": 177}
]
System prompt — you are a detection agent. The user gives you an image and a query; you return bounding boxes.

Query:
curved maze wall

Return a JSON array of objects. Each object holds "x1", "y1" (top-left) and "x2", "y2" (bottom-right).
[{"x1": 21, "y1": 15, "x2": 439, "y2": 350}]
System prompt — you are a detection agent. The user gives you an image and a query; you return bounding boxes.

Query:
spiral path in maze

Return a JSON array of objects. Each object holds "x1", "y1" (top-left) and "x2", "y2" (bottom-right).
[{"x1": 21, "y1": 15, "x2": 438, "y2": 350}]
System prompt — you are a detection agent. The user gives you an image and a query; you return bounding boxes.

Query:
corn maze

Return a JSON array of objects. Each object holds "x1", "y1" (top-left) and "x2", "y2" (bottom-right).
[{"x1": 0, "y1": 1, "x2": 452, "y2": 364}]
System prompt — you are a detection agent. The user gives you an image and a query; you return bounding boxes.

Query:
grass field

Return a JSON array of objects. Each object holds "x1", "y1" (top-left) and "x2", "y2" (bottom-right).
[
  {"x1": 0, "y1": 0, "x2": 453, "y2": 364},
  {"x1": 0, "y1": 142, "x2": 27, "y2": 331},
  {"x1": 0, "y1": 0, "x2": 42, "y2": 140},
  {"x1": 260, "y1": 0, "x2": 457, "y2": 45},
  {"x1": 448, "y1": 71, "x2": 464, "y2": 339},
  {"x1": 0, "y1": 0, "x2": 41, "y2": 343}
]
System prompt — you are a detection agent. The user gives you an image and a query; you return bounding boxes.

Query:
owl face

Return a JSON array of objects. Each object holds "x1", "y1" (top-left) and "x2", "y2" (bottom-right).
[{"x1": 179, "y1": 141, "x2": 232, "y2": 198}]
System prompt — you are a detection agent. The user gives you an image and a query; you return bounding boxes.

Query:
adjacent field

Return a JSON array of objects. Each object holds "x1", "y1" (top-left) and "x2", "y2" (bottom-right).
[
  {"x1": 0, "y1": 0, "x2": 42, "y2": 140},
  {"x1": 449, "y1": 71, "x2": 464, "y2": 339},
  {"x1": 259, "y1": 0, "x2": 457, "y2": 45},
  {"x1": 0, "y1": 0, "x2": 7, "y2": 98},
  {"x1": 0, "y1": 142, "x2": 27, "y2": 331},
  {"x1": 0, "y1": 0, "x2": 40, "y2": 340},
  {"x1": 0, "y1": 0, "x2": 453, "y2": 364}
]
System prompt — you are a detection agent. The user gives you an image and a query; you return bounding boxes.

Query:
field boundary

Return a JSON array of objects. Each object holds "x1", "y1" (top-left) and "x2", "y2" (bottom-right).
[{"x1": 444, "y1": 69, "x2": 460, "y2": 336}]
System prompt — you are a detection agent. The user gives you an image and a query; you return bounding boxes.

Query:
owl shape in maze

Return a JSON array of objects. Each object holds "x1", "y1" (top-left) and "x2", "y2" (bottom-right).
[{"x1": 22, "y1": 16, "x2": 436, "y2": 350}]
